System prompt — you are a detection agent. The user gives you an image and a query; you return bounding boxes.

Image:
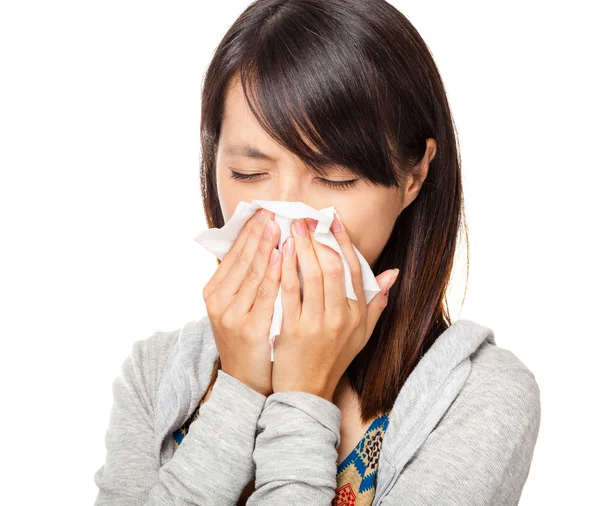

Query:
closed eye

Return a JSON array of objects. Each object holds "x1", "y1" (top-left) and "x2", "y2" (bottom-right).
[{"x1": 228, "y1": 168, "x2": 358, "y2": 190}]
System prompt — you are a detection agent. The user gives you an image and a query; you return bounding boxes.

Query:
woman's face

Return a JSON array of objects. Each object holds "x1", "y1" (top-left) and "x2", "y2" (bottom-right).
[{"x1": 215, "y1": 79, "x2": 434, "y2": 268}]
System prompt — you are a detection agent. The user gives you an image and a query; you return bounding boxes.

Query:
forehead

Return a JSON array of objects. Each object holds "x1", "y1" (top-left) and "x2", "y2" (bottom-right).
[
  {"x1": 220, "y1": 77, "x2": 315, "y2": 162},
  {"x1": 221, "y1": 78, "x2": 264, "y2": 137}
]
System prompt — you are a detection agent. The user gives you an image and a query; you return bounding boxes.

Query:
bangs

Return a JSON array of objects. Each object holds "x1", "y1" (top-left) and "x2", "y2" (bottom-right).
[{"x1": 232, "y1": 11, "x2": 403, "y2": 188}]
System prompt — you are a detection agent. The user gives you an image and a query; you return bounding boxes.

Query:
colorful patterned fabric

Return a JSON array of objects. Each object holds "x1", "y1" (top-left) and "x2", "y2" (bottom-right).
[
  {"x1": 334, "y1": 413, "x2": 389, "y2": 505},
  {"x1": 172, "y1": 397, "x2": 389, "y2": 506}
]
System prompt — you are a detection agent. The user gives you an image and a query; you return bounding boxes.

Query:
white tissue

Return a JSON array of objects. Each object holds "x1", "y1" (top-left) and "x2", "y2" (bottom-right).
[{"x1": 194, "y1": 199, "x2": 382, "y2": 362}]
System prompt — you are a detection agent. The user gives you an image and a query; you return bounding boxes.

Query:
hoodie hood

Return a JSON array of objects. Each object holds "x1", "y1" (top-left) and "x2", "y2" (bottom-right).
[
  {"x1": 371, "y1": 319, "x2": 496, "y2": 504},
  {"x1": 154, "y1": 315, "x2": 496, "y2": 505}
]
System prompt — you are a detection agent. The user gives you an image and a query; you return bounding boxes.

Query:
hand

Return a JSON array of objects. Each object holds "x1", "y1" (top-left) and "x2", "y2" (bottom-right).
[
  {"x1": 203, "y1": 208, "x2": 282, "y2": 396},
  {"x1": 272, "y1": 215, "x2": 400, "y2": 402}
]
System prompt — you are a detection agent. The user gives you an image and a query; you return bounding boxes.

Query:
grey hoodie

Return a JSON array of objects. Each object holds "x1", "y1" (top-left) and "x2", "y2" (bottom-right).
[{"x1": 93, "y1": 315, "x2": 541, "y2": 505}]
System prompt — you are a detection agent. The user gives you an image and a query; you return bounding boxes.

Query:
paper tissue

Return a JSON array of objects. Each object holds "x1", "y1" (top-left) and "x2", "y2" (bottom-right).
[{"x1": 194, "y1": 199, "x2": 382, "y2": 362}]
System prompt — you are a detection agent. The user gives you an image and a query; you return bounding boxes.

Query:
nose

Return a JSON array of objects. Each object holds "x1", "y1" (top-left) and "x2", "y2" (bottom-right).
[
  {"x1": 259, "y1": 167, "x2": 321, "y2": 215},
  {"x1": 274, "y1": 184, "x2": 304, "y2": 204}
]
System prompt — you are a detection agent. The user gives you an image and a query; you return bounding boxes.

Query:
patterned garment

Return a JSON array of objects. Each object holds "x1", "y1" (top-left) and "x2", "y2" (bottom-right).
[
  {"x1": 173, "y1": 397, "x2": 389, "y2": 506},
  {"x1": 334, "y1": 414, "x2": 389, "y2": 505}
]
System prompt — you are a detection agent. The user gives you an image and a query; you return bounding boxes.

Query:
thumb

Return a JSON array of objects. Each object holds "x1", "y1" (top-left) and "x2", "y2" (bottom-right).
[{"x1": 365, "y1": 268, "x2": 400, "y2": 334}]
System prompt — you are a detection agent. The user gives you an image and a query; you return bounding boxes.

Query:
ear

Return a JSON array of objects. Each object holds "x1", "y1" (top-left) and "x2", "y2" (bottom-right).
[{"x1": 402, "y1": 138, "x2": 437, "y2": 211}]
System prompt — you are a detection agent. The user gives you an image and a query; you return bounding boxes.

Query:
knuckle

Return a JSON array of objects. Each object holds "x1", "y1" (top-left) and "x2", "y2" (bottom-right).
[
  {"x1": 239, "y1": 322, "x2": 254, "y2": 341},
  {"x1": 255, "y1": 282, "x2": 270, "y2": 302},
  {"x1": 237, "y1": 249, "x2": 252, "y2": 269},
  {"x1": 246, "y1": 263, "x2": 262, "y2": 284},
  {"x1": 204, "y1": 295, "x2": 215, "y2": 314},
  {"x1": 204, "y1": 294, "x2": 219, "y2": 318},
  {"x1": 281, "y1": 278, "x2": 297, "y2": 293},
  {"x1": 220, "y1": 310, "x2": 237, "y2": 330},
  {"x1": 330, "y1": 313, "x2": 345, "y2": 331},
  {"x1": 352, "y1": 310, "x2": 364, "y2": 327},
  {"x1": 304, "y1": 269, "x2": 322, "y2": 285},
  {"x1": 202, "y1": 283, "x2": 212, "y2": 301},
  {"x1": 306, "y1": 322, "x2": 321, "y2": 337},
  {"x1": 324, "y1": 259, "x2": 344, "y2": 278}
]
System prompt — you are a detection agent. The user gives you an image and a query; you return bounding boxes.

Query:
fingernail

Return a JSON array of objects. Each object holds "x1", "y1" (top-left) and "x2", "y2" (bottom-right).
[
  {"x1": 307, "y1": 219, "x2": 317, "y2": 232},
  {"x1": 284, "y1": 237, "x2": 295, "y2": 257},
  {"x1": 383, "y1": 268, "x2": 400, "y2": 294},
  {"x1": 331, "y1": 215, "x2": 342, "y2": 233},
  {"x1": 293, "y1": 219, "x2": 307, "y2": 236}
]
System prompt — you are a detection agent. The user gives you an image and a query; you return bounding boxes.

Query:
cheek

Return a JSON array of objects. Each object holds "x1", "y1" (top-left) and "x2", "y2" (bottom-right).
[
  {"x1": 336, "y1": 213, "x2": 368, "y2": 256},
  {"x1": 348, "y1": 228, "x2": 379, "y2": 267},
  {"x1": 216, "y1": 171, "x2": 246, "y2": 223},
  {"x1": 342, "y1": 212, "x2": 392, "y2": 267}
]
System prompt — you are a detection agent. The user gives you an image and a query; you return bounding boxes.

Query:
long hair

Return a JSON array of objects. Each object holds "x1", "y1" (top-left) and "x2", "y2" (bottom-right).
[{"x1": 199, "y1": 0, "x2": 468, "y2": 424}]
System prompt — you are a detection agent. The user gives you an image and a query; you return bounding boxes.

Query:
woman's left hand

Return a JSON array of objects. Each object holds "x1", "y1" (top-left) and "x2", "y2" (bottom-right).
[{"x1": 272, "y1": 215, "x2": 400, "y2": 402}]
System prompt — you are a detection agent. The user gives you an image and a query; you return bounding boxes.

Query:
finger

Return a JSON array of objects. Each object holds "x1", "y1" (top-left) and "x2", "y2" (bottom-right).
[
  {"x1": 305, "y1": 219, "x2": 347, "y2": 316},
  {"x1": 291, "y1": 218, "x2": 323, "y2": 320},
  {"x1": 365, "y1": 269, "x2": 399, "y2": 342},
  {"x1": 204, "y1": 208, "x2": 267, "y2": 299},
  {"x1": 230, "y1": 217, "x2": 281, "y2": 315},
  {"x1": 328, "y1": 214, "x2": 366, "y2": 312},
  {"x1": 280, "y1": 236, "x2": 301, "y2": 327},
  {"x1": 214, "y1": 210, "x2": 275, "y2": 308},
  {"x1": 247, "y1": 245, "x2": 283, "y2": 332}
]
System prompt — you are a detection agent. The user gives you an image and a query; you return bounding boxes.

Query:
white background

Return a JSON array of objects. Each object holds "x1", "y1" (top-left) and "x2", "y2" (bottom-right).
[{"x1": 1, "y1": 1, "x2": 598, "y2": 504}]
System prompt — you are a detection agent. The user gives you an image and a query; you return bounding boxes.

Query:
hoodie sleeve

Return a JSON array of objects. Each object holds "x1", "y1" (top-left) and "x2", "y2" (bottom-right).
[
  {"x1": 378, "y1": 366, "x2": 542, "y2": 506},
  {"x1": 93, "y1": 336, "x2": 267, "y2": 506},
  {"x1": 245, "y1": 391, "x2": 342, "y2": 505}
]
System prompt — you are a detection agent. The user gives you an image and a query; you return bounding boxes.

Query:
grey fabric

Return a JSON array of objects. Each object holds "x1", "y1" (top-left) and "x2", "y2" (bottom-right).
[{"x1": 94, "y1": 315, "x2": 541, "y2": 505}]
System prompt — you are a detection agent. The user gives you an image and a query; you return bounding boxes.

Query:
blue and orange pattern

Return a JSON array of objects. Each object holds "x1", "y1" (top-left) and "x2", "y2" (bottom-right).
[
  {"x1": 334, "y1": 413, "x2": 389, "y2": 505},
  {"x1": 172, "y1": 396, "x2": 389, "y2": 506}
]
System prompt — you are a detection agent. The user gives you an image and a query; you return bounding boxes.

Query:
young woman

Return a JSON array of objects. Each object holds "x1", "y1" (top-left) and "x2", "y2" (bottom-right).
[{"x1": 94, "y1": 1, "x2": 541, "y2": 504}]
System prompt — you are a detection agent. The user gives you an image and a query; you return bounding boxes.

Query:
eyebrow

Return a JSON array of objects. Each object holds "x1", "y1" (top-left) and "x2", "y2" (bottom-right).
[{"x1": 222, "y1": 144, "x2": 278, "y2": 162}]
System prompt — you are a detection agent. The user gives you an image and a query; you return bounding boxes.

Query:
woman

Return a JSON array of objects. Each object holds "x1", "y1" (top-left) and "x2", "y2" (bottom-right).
[{"x1": 94, "y1": 1, "x2": 541, "y2": 504}]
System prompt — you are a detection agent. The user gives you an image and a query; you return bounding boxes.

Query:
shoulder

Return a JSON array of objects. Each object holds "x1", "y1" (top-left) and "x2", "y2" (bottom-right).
[
  {"x1": 380, "y1": 341, "x2": 542, "y2": 504},
  {"x1": 126, "y1": 315, "x2": 215, "y2": 384},
  {"x1": 464, "y1": 340, "x2": 540, "y2": 407},
  {"x1": 119, "y1": 316, "x2": 218, "y2": 416},
  {"x1": 116, "y1": 327, "x2": 181, "y2": 409},
  {"x1": 440, "y1": 340, "x2": 541, "y2": 442},
  {"x1": 128, "y1": 326, "x2": 180, "y2": 374}
]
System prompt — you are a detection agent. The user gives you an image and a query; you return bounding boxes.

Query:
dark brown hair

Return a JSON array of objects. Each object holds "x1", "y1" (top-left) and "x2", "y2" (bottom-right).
[{"x1": 199, "y1": 0, "x2": 468, "y2": 424}]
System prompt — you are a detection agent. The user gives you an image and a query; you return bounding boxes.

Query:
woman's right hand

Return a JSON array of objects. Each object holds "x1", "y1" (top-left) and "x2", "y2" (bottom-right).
[{"x1": 202, "y1": 208, "x2": 282, "y2": 396}]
